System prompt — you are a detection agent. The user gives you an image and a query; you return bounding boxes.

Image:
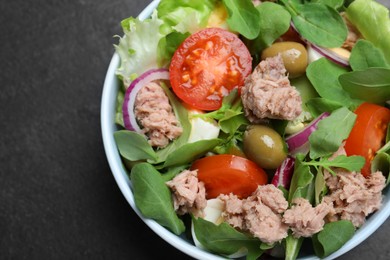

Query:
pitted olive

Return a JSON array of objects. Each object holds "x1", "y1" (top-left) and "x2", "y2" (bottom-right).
[
  {"x1": 243, "y1": 125, "x2": 287, "y2": 169},
  {"x1": 261, "y1": 42, "x2": 308, "y2": 78}
]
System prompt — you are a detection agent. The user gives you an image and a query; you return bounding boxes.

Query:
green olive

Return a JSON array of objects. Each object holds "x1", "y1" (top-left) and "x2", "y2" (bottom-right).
[
  {"x1": 261, "y1": 41, "x2": 308, "y2": 78},
  {"x1": 243, "y1": 125, "x2": 287, "y2": 169}
]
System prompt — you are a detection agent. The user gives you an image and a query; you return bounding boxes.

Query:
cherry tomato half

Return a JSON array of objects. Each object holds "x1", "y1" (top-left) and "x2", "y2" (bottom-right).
[
  {"x1": 169, "y1": 28, "x2": 252, "y2": 111},
  {"x1": 345, "y1": 103, "x2": 390, "y2": 177},
  {"x1": 191, "y1": 154, "x2": 268, "y2": 199}
]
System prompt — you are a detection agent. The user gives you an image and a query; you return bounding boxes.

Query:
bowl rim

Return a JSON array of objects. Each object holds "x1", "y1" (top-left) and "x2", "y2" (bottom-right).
[{"x1": 101, "y1": 1, "x2": 390, "y2": 259}]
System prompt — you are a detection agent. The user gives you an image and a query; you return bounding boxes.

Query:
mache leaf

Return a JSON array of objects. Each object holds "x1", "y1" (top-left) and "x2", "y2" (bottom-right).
[
  {"x1": 306, "y1": 58, "x2": 359, "y2": 108},
  {"x1": 192, "y1": 217, "x2": 263, "y2": 258},
  {"x1": 339, "y1": 68, "x2": 390, "y2": 105},
  {"x1": 131, "y1": 163, "x2": 185, "y2": 235},
  {"x1": 222, "y1": 0, "x2": 261, "y2": 39},
  {"x1": 349, "y1": 39, "x2": 389, "y2": 71},
  {"x1": 312, "y1": 220, "x2": 355, "y2": 258},
  {"x1": 309, "y1": 107, "x2": 356, "y2": 159},
  {"x1": 114, "y1": 130, "x2": 158, "y2": 162},
  {"x1": 282, "y1": 1, "x2": 347, "y2": 48}
]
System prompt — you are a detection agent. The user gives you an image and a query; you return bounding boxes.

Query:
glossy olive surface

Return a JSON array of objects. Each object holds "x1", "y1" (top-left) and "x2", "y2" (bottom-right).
[
  {"x1": 261, "y1": 41, "x2": 308, "y2": 78},
  {"x1": 243, "y1": 125, "x2": 287, "y2": 169}
]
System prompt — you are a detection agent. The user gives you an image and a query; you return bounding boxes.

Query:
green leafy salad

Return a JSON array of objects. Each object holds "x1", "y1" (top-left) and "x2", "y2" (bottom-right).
[{"x1": 112, "y1": 0, "x2": 390, "y2": 259}]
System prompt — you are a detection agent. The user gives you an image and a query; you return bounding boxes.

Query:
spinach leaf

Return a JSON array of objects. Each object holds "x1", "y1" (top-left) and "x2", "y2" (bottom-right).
[
  {"x1": 114, "y1": 130, "x2": 158, "y2": 162},
  {"x1": 349, "y1": 40, "x2": 389, "y2": 71},
  {"x1": 162, "y1": 139, "x2": 221, "y2": 168},
  {"x1": 306, "y1": 97, "x2": 345, "y2": 117},
  {"x1": 281, "y1": 0, "x2": 347, "y2": 48},
  {"x1": 222, "y1": 0, "x2": 261, "y2": 39},
  {"x1": 312, "y1": 220, "x2": 355, "y2": 258},
  {"x1": 192, "y1": 217, "x2": 263, "y2": 259},
  {"x1": 339, "y1": 68, "x2": 390, "y2": 105},
  {"x1": 309, "y1": 107, "x2": 356, "y2": 159},
  {"x1": 306, "y1": 58, "x2": 359, "y2": 108},
  {"x1": 131, "y1": 163, "x2": 185, "y2": 235},
  {"x1": 247, "y1": 2, "x2": 291, "y2": 54}
]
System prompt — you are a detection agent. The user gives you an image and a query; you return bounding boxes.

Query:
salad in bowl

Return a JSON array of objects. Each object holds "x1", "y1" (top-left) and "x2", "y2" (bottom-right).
[{"x1": 101, "y1": 0, "x2": 390, "y2": 259}]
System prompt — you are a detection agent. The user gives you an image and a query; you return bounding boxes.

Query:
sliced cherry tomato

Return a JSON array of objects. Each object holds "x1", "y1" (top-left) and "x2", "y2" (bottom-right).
[
  {"x1": 345, "y1": 103, "x2": 390, "y2": 177},
  {"x1": 169, "y1": 28, "x2": 252, "y2": 111},
  {"x1": 191, "y1": 154, "x2": 268, "y2": 199}
]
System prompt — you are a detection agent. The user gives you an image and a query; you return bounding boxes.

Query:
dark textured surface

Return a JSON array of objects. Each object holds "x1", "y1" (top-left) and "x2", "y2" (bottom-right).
[{"x1": 0, "y1": 0, "x2": 389, "y2": 259}]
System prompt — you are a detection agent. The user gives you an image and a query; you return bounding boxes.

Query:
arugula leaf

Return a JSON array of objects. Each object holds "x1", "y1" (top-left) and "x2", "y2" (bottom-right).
[
  {"x1": 303, "y1": 155, "x2": 365, "y2": 175},
  {"x1": 281, "y1": 1, "x2": 347, "y2": 48},
  {"x1": 196, "y1": 89, "x2": 249, "y2": 134},
  {"x1": 192, "y1": 217, "x2": 263, "y2": 258},
  {"x1": 306, "y1": 58, "x2": 359, "y2": 108},
  {"x1": 114, "y1": 130, "x2": 158, "y2": 162},
  {"x1": 131, "y1": 163, "x2": 185, "y2": 235},
  {"x1": 349, "y1": 40, "x2": 390, "y2": 71},
  {"x1": 309, "y1": 107, "x2": 356, "y2": 159},
  {"x1": 222, "y1": 0, "x2": 261, "y2": 39},
  {"x1": 312, "y1": 220, "x2": 355, "y2": 258},
  {"x1": 339, "y1": 68, "x2": 390, "y2": 105}
]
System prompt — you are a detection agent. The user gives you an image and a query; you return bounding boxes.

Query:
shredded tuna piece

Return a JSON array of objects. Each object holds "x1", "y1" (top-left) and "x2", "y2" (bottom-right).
[
  {"x1": 341, "y1": 13, "x2": 361, "y2": 51},
  {"x1": 241, "y1": 54, "x2": 302, "y2": 122},
  {"x1": 219, "y1": 193, "x2": 245, "y2": 229},
  {"x1": 323, "y1": 170, "x2": 385, "y2": 227},
  {"x1": 166, "y1": 170, "x2": 207, "y2": 218},
  {"x1": 134, "y1": 82, "x2": 182, "y2": 148},
  {"x1": 283, "y1": 198, "x2": 331, "y2": 238},
  {"x1": 219, "y1": 185, "x2": 289, "y2": 244}
]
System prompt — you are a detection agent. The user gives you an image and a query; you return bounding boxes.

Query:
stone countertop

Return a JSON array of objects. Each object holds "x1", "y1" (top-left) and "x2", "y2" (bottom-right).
[{"x1": 1, "y1": 0, "x2": 389, "y2": 259}]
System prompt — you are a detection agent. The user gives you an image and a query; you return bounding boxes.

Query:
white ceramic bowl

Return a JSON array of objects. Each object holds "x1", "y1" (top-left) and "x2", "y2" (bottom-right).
[{"x1": 101, "y1": 1, "x2": 390, "y2": 259}]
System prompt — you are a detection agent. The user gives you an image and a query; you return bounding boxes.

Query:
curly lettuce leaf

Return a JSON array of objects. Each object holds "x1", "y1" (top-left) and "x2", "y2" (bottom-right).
[
  {"x1": 157, "y1": 0, "x2": 217, "y2": 34},
  {"x1": 346, "y1": 0, "x2": 390, "y2": 64},
  {"x1": 114, "y1": 11, "x2": 164, "y2": 87}
]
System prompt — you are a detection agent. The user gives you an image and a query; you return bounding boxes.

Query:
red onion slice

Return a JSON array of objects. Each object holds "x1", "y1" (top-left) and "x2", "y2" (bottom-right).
[
  {"x1": 122, "y1": 68, "x2": 170, "y2": 132},
  {"x1": 271, "y1": 156, "x2": 295, "y2": 189},
  {"x1": 308, "y1": 43, "x2": 350, "y2": 67},
  {"x1": 285, "y1": 112, "x2": 330, "y2": 155}
]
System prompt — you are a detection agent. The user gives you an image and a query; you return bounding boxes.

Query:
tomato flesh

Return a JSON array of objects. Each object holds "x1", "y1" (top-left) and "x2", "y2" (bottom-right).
[
  {"x1": 345, "y1": 103, "x2": 390, "y2": 177},
  {"x1": 170, "y1": 28, "x2": 252, "y2": 111},
  {"x1": 191, "y1": 154, "x2": 268, "y2": 199}
]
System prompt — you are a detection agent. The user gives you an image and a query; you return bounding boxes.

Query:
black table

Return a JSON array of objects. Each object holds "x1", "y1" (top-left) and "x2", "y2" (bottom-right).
[{"x1": 1, "y1": 0, "x2": 389, "y2": 259}]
